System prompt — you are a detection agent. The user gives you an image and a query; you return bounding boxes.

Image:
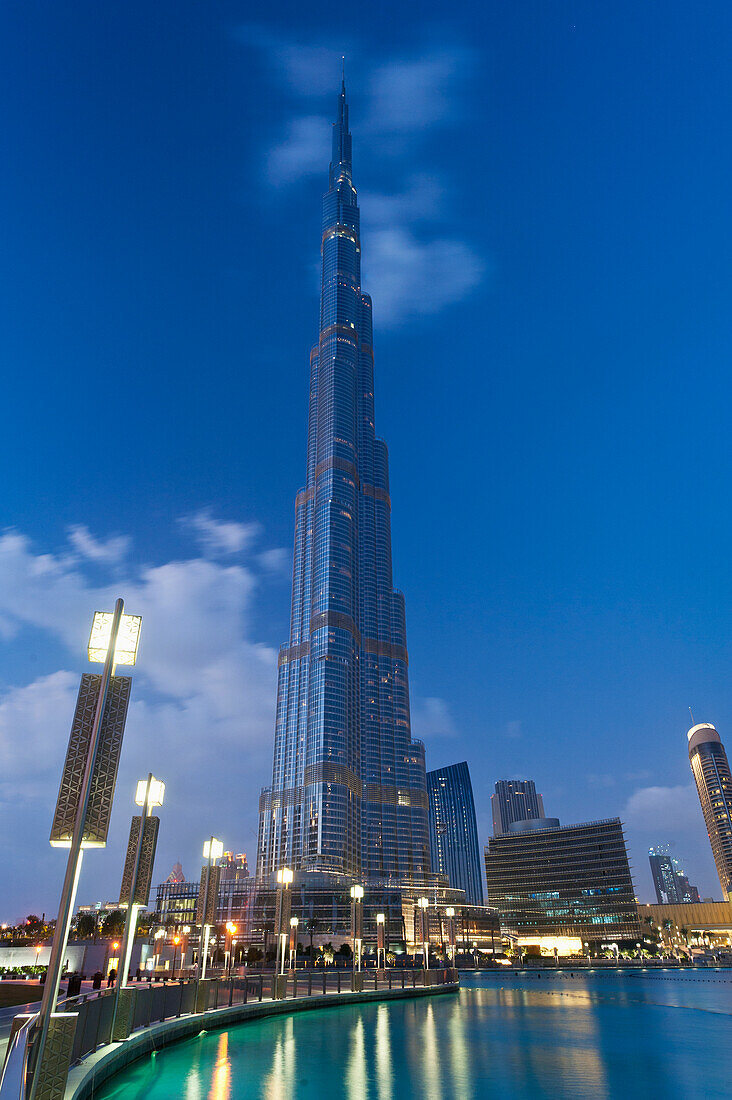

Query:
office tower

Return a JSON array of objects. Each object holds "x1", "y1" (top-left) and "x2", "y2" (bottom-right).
[
  {"x1": 484, "y1": 817, "x2": 640, "y2": 949},
  {"x1": 427, "y1": 762, "x2": 484, "y2": 905},
  {"x1": 688, "y1": 723, "x2": 732, "y2": 901},
  {"x1": 491, "y1": 779, "x2": 546, "y2": 836},
  {"x1": 648, "y1": 846, "x2": 700, "y2": 905},
  {"x1": 256, "y1": 82, "x2": 430, "y2": 886}
]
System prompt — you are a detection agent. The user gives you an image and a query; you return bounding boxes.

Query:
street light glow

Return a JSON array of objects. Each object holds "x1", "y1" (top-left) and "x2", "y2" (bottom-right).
[
  {"x1": 276, "y1": 867, "x2": 293, "y2": 885},
  {"x1": 417, "y1": 896, "x2": 429, "y2": 909},
  {"x1": 376, "y1": 913, "x2": 385, "y2": 924},
  {"x1": 350, "y1": 885, "x2": 364, "y2": 900},
  {"x1": 290, "y1": 917, "x2": 299, "y2": 927},
  {"x1": 445, "y1": 907, "x2": 455, "y2": 918},
  {"x1": 203, "y1": 838, "x2": 224, "y2": 861},
  {"x1": 88, "y1": 612, "x2": 142, "y2": 666},
  {"x1": 135, "y1": 777, "x2": 165, "y2": 808}
]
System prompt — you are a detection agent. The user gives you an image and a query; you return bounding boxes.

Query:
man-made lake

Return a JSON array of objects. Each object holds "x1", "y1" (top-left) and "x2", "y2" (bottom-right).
[{"x1": 95, "y1": 969, "x2": 732, "y2": 1098}]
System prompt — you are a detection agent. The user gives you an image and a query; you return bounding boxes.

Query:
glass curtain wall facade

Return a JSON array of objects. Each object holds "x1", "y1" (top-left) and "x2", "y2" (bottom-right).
[
  {"x1": 484, "y1": 818, "x2": 640, "y2": 943},
  {"x1": 257, "y1": 83, "x2": 431, "y2": 887},
  {"x1": 688, "y1": 724, "x2": 732, "y2": 901},
  {"x1": 491, "y1": 779, "x2": 546, "y2": 835},
  {"x1": 427, "y1": 762, "x2": 484, "y2": 905}
]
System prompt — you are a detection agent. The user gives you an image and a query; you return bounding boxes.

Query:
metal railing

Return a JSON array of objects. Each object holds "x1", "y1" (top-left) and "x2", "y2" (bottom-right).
[{"x1": 0, "y1": 967, "x2": 458, "y2": 1098}]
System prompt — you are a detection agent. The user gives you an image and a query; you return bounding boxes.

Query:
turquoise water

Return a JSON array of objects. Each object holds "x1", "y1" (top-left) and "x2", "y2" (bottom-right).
[{"x1": 95, "y1": 970, "x2": 732, "y2": 1099}]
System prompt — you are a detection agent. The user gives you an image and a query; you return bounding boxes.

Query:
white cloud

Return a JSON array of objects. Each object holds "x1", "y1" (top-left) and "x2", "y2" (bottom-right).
[
  {"x1": 411, "y1": 696, "x2": 458, "y2": 741},
  {"x1": 365, "y1": 228, "x2": 484, "y2": 325},
  {"x1": 236, "y1": 27, "x2": 346, "y2": 96},
  {"x1": 257, "y1": 548, "x2": 290, "y2": 575},
  {"x1": 267, "y1": 116, "x2": 330, "y2": 185},
  {"x1": 182, "y1": 510, "x2": 261, "y2": 557},
  {"x1": 623, "y1": 784, "x2": 701, "y2": 832},
  {"x1": 0, "y1": 523, "x2": 281, "y2": 916},
  {"x1": 68, "y1": 525, "x2": 130, "y2": 564},
  {"x1": 366, "y1": 50, "x2": 471, "y2": 134},
  {"x1": 0, "y1": 672, "x2": 79, "y2": 801},
  {"x1": 361, "y1": 174, "x2": 444, "y2": 225}
]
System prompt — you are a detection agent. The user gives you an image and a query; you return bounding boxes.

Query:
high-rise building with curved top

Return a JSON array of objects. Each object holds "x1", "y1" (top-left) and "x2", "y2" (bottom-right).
[
  {"x1": 688, "y1": 723, "x2": 732, "y2": 901},
  {"x1": 256, "y1": 82, "x2": 431, "y2": 887}
]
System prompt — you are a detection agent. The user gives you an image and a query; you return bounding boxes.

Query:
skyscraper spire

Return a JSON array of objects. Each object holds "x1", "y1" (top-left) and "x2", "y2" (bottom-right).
[
  {"x1": 330, "y1": 76, "x2": 352, "y2": 186},
  {"x1": 257, "y1": 86, "x2": 432, "y2": 887}
]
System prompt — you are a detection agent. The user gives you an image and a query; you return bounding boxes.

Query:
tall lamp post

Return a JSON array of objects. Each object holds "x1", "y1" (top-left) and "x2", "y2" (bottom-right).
[
  {"x1": 197, "y1": 837, "x2": 223, "y2": 979},
  {"x1": 28, "y1": 601, "x2": 140, "y2": 1100},
  {"x1": 275, "y1": 869, "x2": 293, "y2": 976},
  {"x1": 226, "y1": 922, "x2": 237, "y2": 974},
  {"x1": 171, "y1": 936, "x2": 181, "y2": 977},
  {"x1": 350, "y1": 886, "x2": 364, "y2": 973},
  {"x1": 289, "y1": 918, "x2": 298, "y2": 970},
  {"x1": 376, "y1": 913, "x2": 386, "y2": 971},
  {"x1": 417, "y1": 897, "x2": 429, "y2": 970},
  {"x1": 111, "y1": 772, "x2": 164, "y2": 1037},
  {"x1": 445, "y1": 907, "x2": 456, "y2": 965}
]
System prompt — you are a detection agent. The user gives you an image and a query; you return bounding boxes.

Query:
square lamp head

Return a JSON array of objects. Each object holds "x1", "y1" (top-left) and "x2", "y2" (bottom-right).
[
  {"x1": 203, "y1": 838, "x2": 224, "y2": 861},
  {"x1": 290, "y1": 916, "x2": 299, "y2": 927},
  {"x1": 88, "y1": 612, "x2": 142, "y2": 666},
  {"x1": 376, "y1": 913, "x2": 385, "y2": 925},
  {"x1": 350, "y1": 885, "x2": 364, "y2": 900},
  {"x1": 417, "y1": 897, "x2": 429, "y2": 909},
  {"x1": 445, "y1": 907, "x2": 455, "y2": 918},
  {"x1": 135, "y1": 777, "x2": 165, "y2": 808},
  {"x1": 276, "y1": 868, "x2": 293, "y2": 886}
]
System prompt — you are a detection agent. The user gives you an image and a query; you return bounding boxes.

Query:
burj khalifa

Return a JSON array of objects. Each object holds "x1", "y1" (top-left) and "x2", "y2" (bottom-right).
[{"x1": 256, "y1": 81, "x2": 432, "y2": 887}]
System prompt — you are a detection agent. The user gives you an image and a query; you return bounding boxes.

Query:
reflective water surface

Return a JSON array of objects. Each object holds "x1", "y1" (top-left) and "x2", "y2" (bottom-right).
[{"x1": 96, "y1": 970, "x2": 732, "y2": 1099}]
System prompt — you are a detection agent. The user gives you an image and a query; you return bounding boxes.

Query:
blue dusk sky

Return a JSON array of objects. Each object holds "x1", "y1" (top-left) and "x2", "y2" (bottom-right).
[{"x1": 2, "y1": 0, "x2": 732, "y2": 917}]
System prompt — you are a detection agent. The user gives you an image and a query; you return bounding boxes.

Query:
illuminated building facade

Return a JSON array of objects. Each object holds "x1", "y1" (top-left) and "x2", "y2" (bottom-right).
[
  {"x1": 688, "y1": 723, "x2": 732, "y2": 901},
  {"x1": 256, "y1": 82, "x2": 431, "y2": 886},
  {"x1": 427, "y1": 762, "x2": 484, "y2": 905},
  {"x1": 484, "y1": 817, "x2": 640, "y2": 947},
  {"x1": 648, "y1": 846, "x2": 700, "y2": 905},
  {"x1": 491, "y1": 779, "x2": 546, "y2": 835}
]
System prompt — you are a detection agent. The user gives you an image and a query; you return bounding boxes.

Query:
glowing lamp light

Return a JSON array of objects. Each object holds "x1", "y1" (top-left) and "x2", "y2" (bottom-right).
[
  {"x1": 173, "y1": 935, "x2": 180, "y2": 945},
  {"x1": 417, "y1": 897, "x2": 429, "y2": 909},
  {"x1": 226, "y1": 922, "x2": 237, "y2": 935},
  {"x1": 203, "y1": 838, "x2": 224, "y2": 861},
  {"x1": 112, "y1": 942, "x2": 119, "y2": 951},
  {"x1": 88, "y1": 612, "x2": 142, "y2": 666},
  {"x1": 376, "y1": 913, "x2": 385, "y2": 925},
  {"x1": 182, "y1": 926, "x2": 191, "y2": 935},
  {"x1": 276, "y1": 868, "x2": 293, "y2": 885},
  {"x1": 35, "y1": 945, "x2": 42, "y2": 954},
  {"x1": 445, "y1": 907, "x2": 455, "y2": 918},
  {"x1": 350, "y1": 885, "x2": 364, "y2": 900},
  {"x1": 154, "y1": 929, "x2": 165, "y2": 940},
  {"x1": 290, "y1": 917, "x2": 299, "y2": 927},
  {"x1": 135, "y1": 777, "x2": 165, "y2": 808}
]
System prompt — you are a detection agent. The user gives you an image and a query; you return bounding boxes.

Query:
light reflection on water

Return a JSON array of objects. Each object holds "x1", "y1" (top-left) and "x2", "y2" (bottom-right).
[{"x1": 96, "y1": 972, "x2": 732, "y2": 1100}]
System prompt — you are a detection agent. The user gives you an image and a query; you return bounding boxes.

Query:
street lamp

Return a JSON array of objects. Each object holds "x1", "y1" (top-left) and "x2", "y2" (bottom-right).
[
  {"x1": 30, "y1": 600, "x2": 140, "y2": 1100},
  {"x1": 226, "y1": 922, "x2": 237, "y2": 974},
  {"x1": 445, "y1": 908, "x2": 456, "y2": 964},
  {"x1": 417, "y1": 897, "x2": 429, "y2": 970},
  {"x1": 376, "y1": 913, "x2": 386, "y2": 970},
  {"x1": 350, "y1": 886, "x2": 364, "y2": 973},
  {"x1": 275, "y1": 868, "x2": 293, "y2": 976},
  {"x1": 289, "y1": 917, "x2": 298, "y2": 970},
  {"x1": 171, "y1": 935, "x2": 181, "y2": 977},
  {"x1": 197, "y1": 837, "x2": 223, "y2": 979}
]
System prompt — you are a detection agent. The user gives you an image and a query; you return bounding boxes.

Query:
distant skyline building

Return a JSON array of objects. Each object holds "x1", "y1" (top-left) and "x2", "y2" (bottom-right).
[
  {"x1": 484, "y1": 817, "x2": 640, "y2": 951},
  {"x1": 426, "y1": 762, "x2": 484, "y2": 906},
  {"x1": 648, "y1": 846, "x2": 700, "y2": 905},
  {"x1": 491, "y1": 779, "x2": 546, "y2": 836},
  {"x1": 256, "y1": 81, "x2": 431, "y2": 886},
  {"x1": 688, "y1": 723, "x2": 732, "y2": 901}
]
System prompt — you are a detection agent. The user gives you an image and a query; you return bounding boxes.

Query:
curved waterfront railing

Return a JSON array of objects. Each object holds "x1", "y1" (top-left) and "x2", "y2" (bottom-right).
[{"x1": 0, "y1": 968, "x2": 459, "y2": 1100}]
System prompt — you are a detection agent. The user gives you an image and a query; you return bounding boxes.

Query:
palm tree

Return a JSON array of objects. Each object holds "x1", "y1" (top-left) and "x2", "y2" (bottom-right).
[
  {"x1": 679, "y1": 926, "x2": 689, "y2": 946},
  {"x1": 306, "y1": 918, "x2": 319, "y2": 968}
]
